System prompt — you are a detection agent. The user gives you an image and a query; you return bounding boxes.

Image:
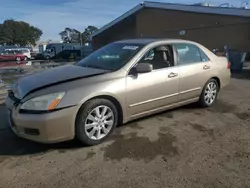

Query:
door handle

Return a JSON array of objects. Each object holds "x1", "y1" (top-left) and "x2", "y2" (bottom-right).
[
  {"x1": 203, "y1": 65, "x2": 210, "y2": 70},
  {"x1": 168, "y1": 72, "x2": 178, "y2": 78}
]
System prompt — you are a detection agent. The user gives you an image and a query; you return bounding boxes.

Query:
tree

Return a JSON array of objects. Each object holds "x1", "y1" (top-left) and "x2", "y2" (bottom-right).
[
  {"x1": 59, "y1": 27, "x2": 81, "y2": 43},
  {"x1": 59, "y1": 25, "x2": 98, "y2": 44},
  {"x1": 82, "y1": 25, "x2": 98, "y2": 44},
  {"x1": 0, "y1": 19, "x2": 43, "y2": 46}
]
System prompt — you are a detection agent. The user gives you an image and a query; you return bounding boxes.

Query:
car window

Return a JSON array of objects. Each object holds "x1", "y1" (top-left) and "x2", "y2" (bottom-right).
[
  {"x1": 139, "y1": 45, "x2": 175, "y2": 70},
  {"x1": 7, "y1": 50, "x2": 15, "y2": 54},
  {"x1": 174, "y1": 43, "x2": 202, "y2": 65},
  {"x1": 199, "y1": 49, "x2": 210, "y2": 62},
  {"x1": 21, "y1": 49, "x2": 29, "y2": 53}
]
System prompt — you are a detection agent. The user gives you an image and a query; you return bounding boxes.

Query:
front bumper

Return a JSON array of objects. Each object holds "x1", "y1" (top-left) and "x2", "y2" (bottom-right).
[{"x1": 5, "y1": 96, "x2": 78, "y2": 144}]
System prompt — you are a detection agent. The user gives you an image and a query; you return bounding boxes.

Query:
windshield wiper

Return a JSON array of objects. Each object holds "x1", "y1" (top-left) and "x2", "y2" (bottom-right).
[{"x1": 81, "y1": 64, "x2": 112, "y2": 71}]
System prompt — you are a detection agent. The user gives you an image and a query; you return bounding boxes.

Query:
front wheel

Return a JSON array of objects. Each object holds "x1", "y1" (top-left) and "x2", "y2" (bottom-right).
[
  {"x1": 199, "y1": 78, "x2": 219, "y2": 107},
  {"x1": 76, "y1": 99, "x2": 118, "y2": 146}
]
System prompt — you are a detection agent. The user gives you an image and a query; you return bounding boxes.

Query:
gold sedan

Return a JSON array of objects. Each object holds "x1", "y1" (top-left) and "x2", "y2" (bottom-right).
[{"x1": 5, "y1": 39, "x2": 231, "y2": 145}]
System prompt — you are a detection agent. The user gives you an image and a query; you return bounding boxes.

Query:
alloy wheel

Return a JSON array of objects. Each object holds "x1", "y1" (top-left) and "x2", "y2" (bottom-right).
[
  {"x1": 204, "y1": 81, "x2": 217, "y2": 105},
  {"x1": 84, "y1": 105, "x2": 114, "y2": 140}
]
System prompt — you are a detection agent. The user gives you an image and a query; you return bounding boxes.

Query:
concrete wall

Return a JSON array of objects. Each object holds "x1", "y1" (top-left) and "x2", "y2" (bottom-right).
[{"x1": 136, "y1": 8, "x2": 250, "y2": 51}]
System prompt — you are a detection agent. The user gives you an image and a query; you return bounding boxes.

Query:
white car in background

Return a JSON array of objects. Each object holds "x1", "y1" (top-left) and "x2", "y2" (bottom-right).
[{"x1": 17, "y1": 48, "x2": 31, "y2": 59}]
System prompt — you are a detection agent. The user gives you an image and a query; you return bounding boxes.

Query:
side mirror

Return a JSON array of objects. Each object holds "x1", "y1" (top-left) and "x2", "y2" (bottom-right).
[{"x1": 135, "y1": 63, "x2": 153, "y2": 73}]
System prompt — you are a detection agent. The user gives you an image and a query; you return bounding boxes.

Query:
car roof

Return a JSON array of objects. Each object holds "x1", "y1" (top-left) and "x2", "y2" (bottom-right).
[{"x1": 114, "y1": 38, "x2": 195, "y2": 45}]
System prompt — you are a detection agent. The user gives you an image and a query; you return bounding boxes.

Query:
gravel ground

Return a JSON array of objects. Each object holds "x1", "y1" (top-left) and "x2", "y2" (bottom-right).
[{"x1": 0, "y1": 66, "x2": 249, "y2": 188}]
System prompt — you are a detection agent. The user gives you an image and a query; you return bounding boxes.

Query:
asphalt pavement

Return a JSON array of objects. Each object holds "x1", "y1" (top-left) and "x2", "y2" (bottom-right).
[{"x1": 0, "y1": 62, "x2": 249, "y2": 188}]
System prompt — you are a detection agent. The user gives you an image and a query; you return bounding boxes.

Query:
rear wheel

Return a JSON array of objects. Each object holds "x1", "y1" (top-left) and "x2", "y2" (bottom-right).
[
  {"x1": 199, "y1": 78, "x2": 219, "y2": 107},
  {"x1": 76, "y1": 99, "x2": 118, "y2": 146},
  {"x1": 16, "y1": 57, "x2": 21, "y2": 61}
]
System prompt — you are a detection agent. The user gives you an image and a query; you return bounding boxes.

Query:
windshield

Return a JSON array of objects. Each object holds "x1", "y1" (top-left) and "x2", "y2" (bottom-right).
[
  {"x1": 76, "y1": 43, "x2": 143, "y2": 71},
  {"x1": 21, "y1": 49, "x2": 29, "y2": 53}
]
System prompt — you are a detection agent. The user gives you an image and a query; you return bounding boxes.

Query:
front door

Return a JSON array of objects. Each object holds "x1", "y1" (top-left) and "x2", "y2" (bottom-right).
[
  {"x1": 126, "y1": 44, "x2": 179, "y2": 117},
  {"x1": 174, "y1": 43, "x2": 212, "y2": 101}
]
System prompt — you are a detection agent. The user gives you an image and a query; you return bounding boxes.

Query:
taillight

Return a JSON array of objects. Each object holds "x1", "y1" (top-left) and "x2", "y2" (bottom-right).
[{"x1": 227, "y1": 62, "x2": 231, "y2": 69}]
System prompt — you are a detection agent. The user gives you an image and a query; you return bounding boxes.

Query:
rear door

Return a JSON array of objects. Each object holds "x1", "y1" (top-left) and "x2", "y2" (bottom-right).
[{"x1": 173, "y1": 43, "x2": 212, "y2": 101}]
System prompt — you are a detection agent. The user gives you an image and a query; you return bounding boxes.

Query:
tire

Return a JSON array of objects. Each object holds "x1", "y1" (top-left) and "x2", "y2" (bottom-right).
[
  {"x1": 76, "y1": 99, "x2": 118, "y2": 146},
  {"x1": 16, "y1": 57, "x2": 21, "y2": 61},
  {"x1": 199, "y1": 78, "x2": 219, "y2": 107},
  {"x1": 24, "y1": 56, "x2": 27, "y2": 61}
]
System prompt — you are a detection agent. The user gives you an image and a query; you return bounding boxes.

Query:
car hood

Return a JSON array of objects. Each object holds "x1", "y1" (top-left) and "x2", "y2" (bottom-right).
[{"x1": 13, "y1": 64, "x2": 109, "y2": 99}]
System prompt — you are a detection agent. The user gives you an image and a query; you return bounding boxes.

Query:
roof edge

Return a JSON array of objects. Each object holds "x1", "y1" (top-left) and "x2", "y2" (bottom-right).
[
  {"x1": 91, "y1": 1, "x2": 250, "y2": 38},
  {"x1": 91, "y1": 3, "x2": 144, "y2": 38}
]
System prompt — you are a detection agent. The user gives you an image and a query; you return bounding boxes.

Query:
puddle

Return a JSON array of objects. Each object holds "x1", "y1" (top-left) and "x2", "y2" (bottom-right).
[
  {"x1": 235, "y1": 112, "x2": 250, "y2": 120},
  {"x1": 159, "y1": 112, "x2": 174, "y2": 119},
  {"x1": 85, "y1": 151, "x2": 96, "y2": 160},
  {"x1": 207, "y1": 100, "x2": 237, "y2": 113},
  {"x1": 189, "y1": 122, "x2": 215, "y2": 139},
  {"x1": 103, "y1": 131, "x2": 178, "y2": 162},
  {"x1": 123, "y1": 122, "x2": 144, "y2": 130}
]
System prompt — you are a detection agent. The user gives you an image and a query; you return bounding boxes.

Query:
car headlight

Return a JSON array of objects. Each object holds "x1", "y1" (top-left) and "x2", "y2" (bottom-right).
[{"x1": 20, "y1": 92, "x2": 66, "y2": 111}]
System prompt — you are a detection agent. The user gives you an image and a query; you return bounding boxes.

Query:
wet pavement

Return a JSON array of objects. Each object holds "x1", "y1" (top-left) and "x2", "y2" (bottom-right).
[
  {"x1": 0, "y1": 62, "x2": 250, "y2": 188},
  {"x1": 0, "y1": 60, "x2": 73, "y2": 103}
]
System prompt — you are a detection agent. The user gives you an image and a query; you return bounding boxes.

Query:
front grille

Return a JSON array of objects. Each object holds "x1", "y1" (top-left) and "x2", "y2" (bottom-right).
[{"x1": 24, "y1": 128, "x2": 40, "y2": 136}]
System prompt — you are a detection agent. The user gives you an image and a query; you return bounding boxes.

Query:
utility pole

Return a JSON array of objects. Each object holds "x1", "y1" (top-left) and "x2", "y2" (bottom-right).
[{"x1": 80, "y1": 33, "x2": 83, "y2": 46}]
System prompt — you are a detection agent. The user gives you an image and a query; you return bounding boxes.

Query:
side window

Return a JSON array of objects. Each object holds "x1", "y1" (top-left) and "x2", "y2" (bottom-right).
[
  {"x1": 139, "y1": 45, "x2": 175, "y2": 70},
  {"x1": 174, "y1": 43, "x2": 202, "y2": 65},
  {"x1": 199, "y1": 49, "x2": 210, "y2": 62},
  {"x1": 7, "y1": 50, "x2": 15, "y2": 54}
]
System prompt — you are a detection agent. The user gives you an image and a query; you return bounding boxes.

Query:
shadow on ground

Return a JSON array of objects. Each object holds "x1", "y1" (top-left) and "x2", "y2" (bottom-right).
[
  {"x1": 0, "y1": 128, "x2": 82, "y2": 158},
  {"x1": 0, "y1": 130, "x2": 85, "y2": 162},
  {"x1": 0, "y1": 103, "x2": 196, "y2": 158},
  {"x1": 0, "y1": 98, "x2": 235, "y2": 158},
  {"x1": 0, "y1": 103, "x2": 82, "y2": 158}
]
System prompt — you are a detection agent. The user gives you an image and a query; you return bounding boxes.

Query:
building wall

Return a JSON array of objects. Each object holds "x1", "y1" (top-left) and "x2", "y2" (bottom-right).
[
  {"x1": 92, "y1": 16, "x2": 137, "y2": 49},
  {"x1": 136, "y1": 8, "x2": 250, "y2": 51}
]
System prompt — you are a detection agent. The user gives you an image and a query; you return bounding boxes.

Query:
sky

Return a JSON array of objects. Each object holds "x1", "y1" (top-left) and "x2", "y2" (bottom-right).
[{"x1": 0, "y1": 0, "x2": 240, "y2": 41}]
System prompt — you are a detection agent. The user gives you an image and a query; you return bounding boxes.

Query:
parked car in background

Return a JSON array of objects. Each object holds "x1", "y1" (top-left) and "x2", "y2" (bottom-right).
[
  {"x1": 5, "y1": 48, "x2": 31, "y2": 59},
  {"x1": 0, "y1": 50, "x2": 27, "y2": 61},
  {"x1": 5, "y1": 39, "x2": 231, "y2": 146},
  {"x1": 18, "y1": 48, "x2": 31, "y2": 59}
]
